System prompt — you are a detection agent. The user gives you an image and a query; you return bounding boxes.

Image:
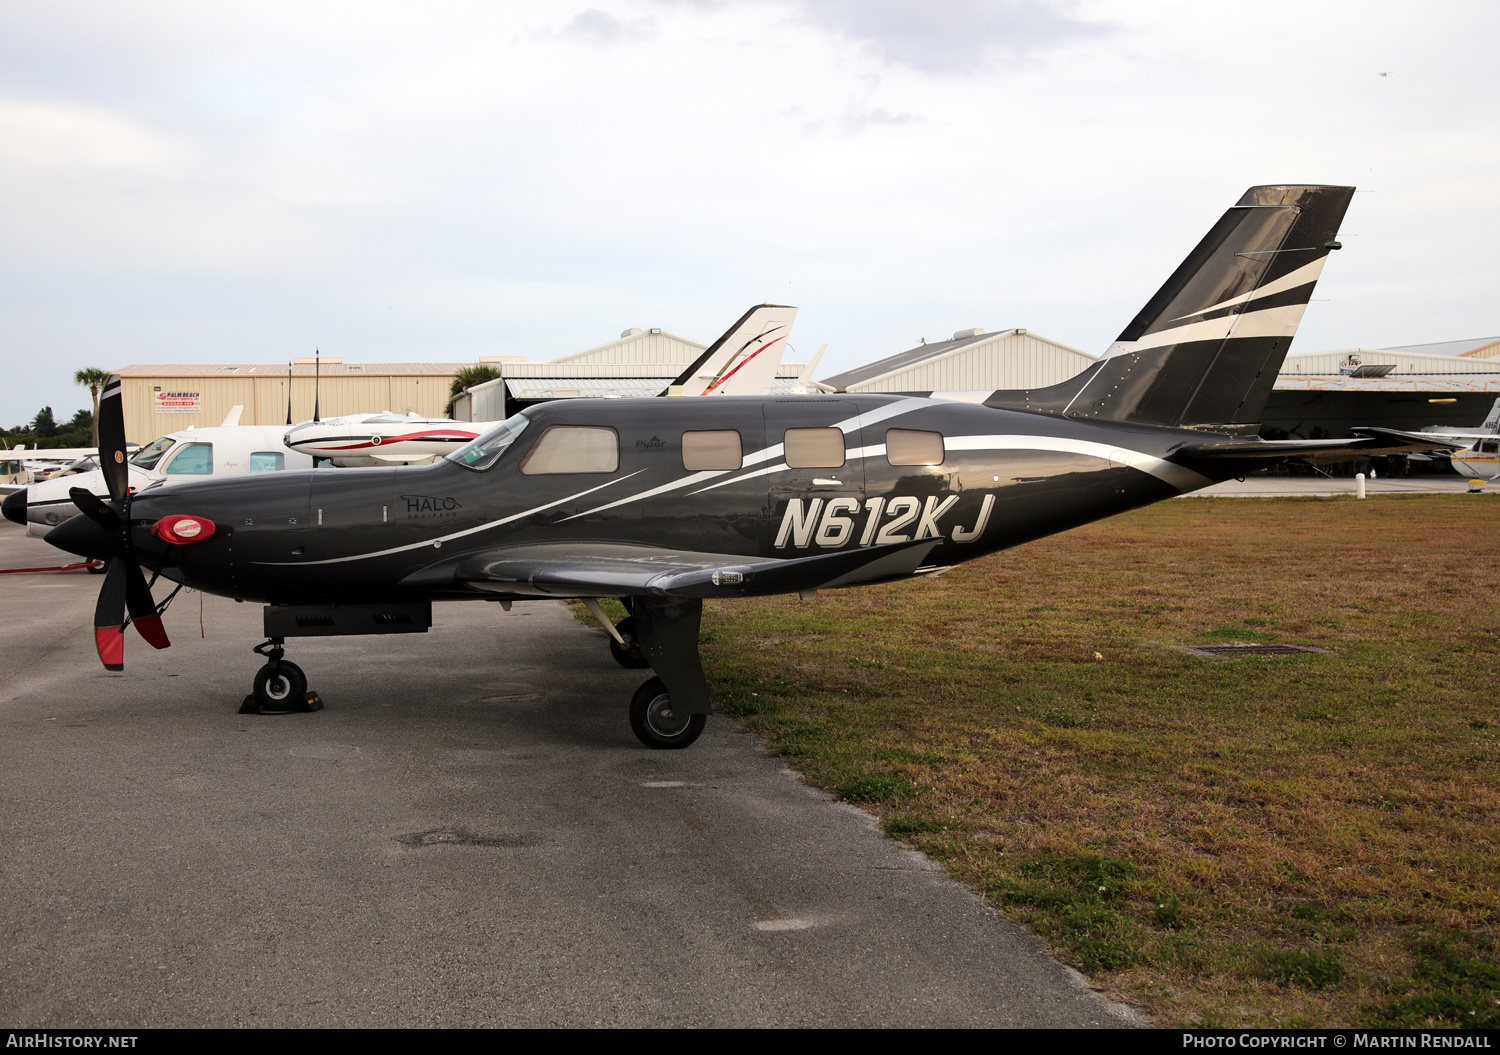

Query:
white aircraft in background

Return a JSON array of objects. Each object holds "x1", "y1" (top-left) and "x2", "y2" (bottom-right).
[
  {"x1": 1419, "y1": 399, "x2": 1500, "y2": 480},
  {"x1": 7, "y1": 408, "x2": 312, "y2": 538},
  {"x1": 0, "y1": 444, "x2": 145, "y2": 490},
  {"x1": 285, "y1": 304, "x2": 803, "y2": 467}
]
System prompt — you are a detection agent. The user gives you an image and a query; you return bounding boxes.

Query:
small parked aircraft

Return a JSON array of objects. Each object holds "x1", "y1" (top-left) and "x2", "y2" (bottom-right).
[
  {"x1": 25, "y1": 185, "x2": 1462, "y2": 749},
  {"x1": 283, "y1": 305, "x2": 800, "y2": 466}
]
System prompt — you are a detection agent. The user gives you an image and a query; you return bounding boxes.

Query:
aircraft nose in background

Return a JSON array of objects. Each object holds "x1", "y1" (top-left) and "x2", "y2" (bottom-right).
[
  {"x1": 1, "y1": 489, "x2": 25, "y2": 526},
  {"x1": 44, "y1": 508, "x2": 118, "y2": 561}
]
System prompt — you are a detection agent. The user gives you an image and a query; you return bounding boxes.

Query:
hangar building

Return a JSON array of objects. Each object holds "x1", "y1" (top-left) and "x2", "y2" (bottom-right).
[
  {"x1": 114, "y1": 361, "x2": 467, "y2": 445},
  {"x1": 113, "y1": 326, "x2": 809, "y2": 444}
]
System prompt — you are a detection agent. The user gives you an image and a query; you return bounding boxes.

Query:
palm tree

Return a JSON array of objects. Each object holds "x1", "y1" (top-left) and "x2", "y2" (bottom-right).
[
  {"x1": 74, "y1": 368, "x2": 110, "y2": 450},
  {"x1": 446, "y1": 365, "x2": 500, "y2": 417}
]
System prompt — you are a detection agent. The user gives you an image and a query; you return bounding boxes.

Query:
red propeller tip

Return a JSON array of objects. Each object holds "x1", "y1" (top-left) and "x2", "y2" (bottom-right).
[
  {"x1": 95, "y1": 626, "x2": 125, "y2": 671},
  {"x1": 133, "y1": 615, "x2": 170, "y2": 650}
]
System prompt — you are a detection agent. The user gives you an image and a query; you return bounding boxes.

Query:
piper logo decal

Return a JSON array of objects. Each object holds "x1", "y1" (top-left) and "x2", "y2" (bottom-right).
[{"x1": 774, "y1": 494, "x2": 993, "y2": 549}]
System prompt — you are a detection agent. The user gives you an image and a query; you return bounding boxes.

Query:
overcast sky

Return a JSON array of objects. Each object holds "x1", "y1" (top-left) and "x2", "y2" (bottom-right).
[{"x1": 2, "y1": 0, "x2": 1496, "y2": 425}]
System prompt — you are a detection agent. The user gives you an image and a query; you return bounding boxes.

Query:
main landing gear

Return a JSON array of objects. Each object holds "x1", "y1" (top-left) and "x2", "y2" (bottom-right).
[
  {"x1": 621, "y1": 597, "x2": 712, "y2": 750},
  {"x1": 239, "y1": 638, "x2": 323, "y2": 715},
  {"x1": 630, "y1": 677, "x2": 705, "y2": 749}
]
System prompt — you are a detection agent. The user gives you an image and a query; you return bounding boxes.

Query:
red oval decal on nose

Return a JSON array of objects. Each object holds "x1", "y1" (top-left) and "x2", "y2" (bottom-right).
[{"x1": 151, "y1": 515, "x2": 217, "y2": 545}]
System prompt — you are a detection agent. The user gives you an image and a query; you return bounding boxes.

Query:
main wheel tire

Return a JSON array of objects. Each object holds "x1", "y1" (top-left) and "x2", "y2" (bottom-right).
[
  {"x1": 629, "y1": 676, "x2": 705, "y2": 750},
  {"x1": 253, "y1": 661, "x2": 307, "y2": 710},
  {"x1": 609, "y1": 616, "x2": 651, "y2": 669}
]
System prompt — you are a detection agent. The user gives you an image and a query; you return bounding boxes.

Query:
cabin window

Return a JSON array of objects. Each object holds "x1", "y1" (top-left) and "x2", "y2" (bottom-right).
[
  {"x1": 162, "y1": 443, "x2": 213, "y2": 475},
  {"x1": 520, "y1": 425, "x2": 620, "y2": 475},
  {"x1": 1482, "y1": 440, "x2": 1499, "y2": 454},
  {"x1": 129, "y1": 436, "x2": 176, "y2": 470},
  {"x1": 250, "y1": 452, "x2": 285, "y2": 473},
  {"x1": 783, "y1": 428, "x2": 845, "y2": 469},
  {"x1": 682, "y1": 430, "x2": 742, "y2": 471},
  {"x1": 447, "y1": 413, "x2": 531, "y2": 471},
  {"x1": 886, "y1": 429, "x2": 945, "y2": 466}
]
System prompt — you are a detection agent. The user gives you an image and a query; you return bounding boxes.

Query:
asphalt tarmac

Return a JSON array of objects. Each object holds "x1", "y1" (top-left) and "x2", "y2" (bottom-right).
[{"x1": 0, "y1": 520, "x2": 1135, "y2": 1028}]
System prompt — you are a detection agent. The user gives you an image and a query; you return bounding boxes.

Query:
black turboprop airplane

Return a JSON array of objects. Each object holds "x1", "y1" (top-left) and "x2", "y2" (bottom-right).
[{"x1": 10, "y1": 184, "x2": 1457, "y2": 748}]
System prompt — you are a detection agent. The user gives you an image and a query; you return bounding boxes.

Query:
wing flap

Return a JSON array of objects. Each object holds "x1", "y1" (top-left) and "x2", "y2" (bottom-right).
[{"x1": 401, "y1": 538, "x2": 941, "y2": 598}]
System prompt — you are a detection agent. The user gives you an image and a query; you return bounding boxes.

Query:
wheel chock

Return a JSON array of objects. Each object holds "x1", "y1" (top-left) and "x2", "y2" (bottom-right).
[{"x1": 237, "y1": 691, "x2": 323, "y2": 715}]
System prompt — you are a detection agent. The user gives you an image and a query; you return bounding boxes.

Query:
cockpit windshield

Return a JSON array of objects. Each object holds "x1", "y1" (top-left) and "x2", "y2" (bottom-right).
[
  {"x1": 446, "y1": 413, "x2": 530, "y2": 471},
  {"x1": 129, "y1": 436, "x2": 177, "y2": 470}
]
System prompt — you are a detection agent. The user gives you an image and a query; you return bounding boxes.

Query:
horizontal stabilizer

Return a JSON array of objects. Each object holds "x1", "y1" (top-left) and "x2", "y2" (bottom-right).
[
  {"x1": 401, "y1": 537, "x2": 941, "y2": 598},
  {"x1": 1177, "y1": 428, "x2": 1463, "y2": 465}
]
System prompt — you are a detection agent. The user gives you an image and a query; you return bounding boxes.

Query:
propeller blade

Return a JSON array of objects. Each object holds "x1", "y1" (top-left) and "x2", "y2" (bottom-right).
[
  {"x1": 93, "y1": 557, "x2": 129, "y2": 671},
  {"x1": 123, "y1": 559, "x2": 170, "y2": 650},
  {"x1": 69, "y1": 486, "x2": 121, "y2": 532},
  {"x1": 97, "y1": 373, "x2": 129, "y2": 502}
]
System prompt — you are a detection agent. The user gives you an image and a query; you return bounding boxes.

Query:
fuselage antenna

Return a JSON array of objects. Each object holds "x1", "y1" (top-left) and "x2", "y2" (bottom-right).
[
  {"x1": 285, "y1": 361, "x2": 293, "y2": 425},
  {"x1": 314, "y1": 348, "x2": 321, "y2": 423}
]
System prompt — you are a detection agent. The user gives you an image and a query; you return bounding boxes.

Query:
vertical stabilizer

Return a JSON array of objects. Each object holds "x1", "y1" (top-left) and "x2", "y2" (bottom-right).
[
  {"x1": 666, "y1": 304, "x2": 797, "y2": 396},
  {"x1": 985, "y1": 185, "x2": 1355, "y2": 433}
]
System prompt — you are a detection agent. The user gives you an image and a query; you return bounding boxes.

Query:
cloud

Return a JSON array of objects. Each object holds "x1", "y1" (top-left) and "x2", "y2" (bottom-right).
[
  {"x1": 790, "y1": 0, "x2": 1110, "y2": 72},
  {"x1": 803, "y1": 106, "x2": 922, "y2": 135},
  {"x1": 562, "y1": 8, "x2": 657, "y2": 44}
]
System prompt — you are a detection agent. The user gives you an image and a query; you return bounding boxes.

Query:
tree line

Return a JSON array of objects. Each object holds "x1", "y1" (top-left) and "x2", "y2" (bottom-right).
[{"x1": 0, "y1": 368, "x2": 109, "y2": 451}]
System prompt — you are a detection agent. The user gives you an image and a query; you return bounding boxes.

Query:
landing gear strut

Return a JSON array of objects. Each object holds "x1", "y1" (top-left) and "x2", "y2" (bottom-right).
[
  {"x1": 240, "y1": 638, "x2": 322, "y2": 714},
  {"x1": 609, "y1": 616, "x2": 650, "y2": 669}
]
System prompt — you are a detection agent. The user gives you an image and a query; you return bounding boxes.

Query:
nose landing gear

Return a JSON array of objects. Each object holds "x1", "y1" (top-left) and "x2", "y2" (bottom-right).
[{"x1": 239, "y1": 637, "x2": 323, "y2": 714}]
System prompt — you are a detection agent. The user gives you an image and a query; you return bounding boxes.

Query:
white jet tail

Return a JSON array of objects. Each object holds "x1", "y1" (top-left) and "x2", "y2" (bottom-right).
[{"x1": 666, "y1": 304, "x2": 797, "y2": 397}]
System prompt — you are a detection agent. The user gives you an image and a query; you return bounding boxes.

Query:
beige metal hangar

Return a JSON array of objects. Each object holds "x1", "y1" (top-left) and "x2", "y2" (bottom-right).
[
  {"x1": 114, "y1": 361, "x2": 468, "y2": 445},
  {"x1": 819, "y1": 328, "x2": 1096, "y2": 394}
]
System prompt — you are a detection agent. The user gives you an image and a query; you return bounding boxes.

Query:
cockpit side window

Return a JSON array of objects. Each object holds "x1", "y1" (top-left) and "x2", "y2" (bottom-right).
[
  {"x1": 162, "y1": 442, "x2": 213, "y2": 475},
  {"x1": 129, "y1": 436, "x2": 177, "y2": 470},
  {"x1": 520, "y1": 426, "x2": 620, "y2": 475},
  {"x1": 447, "y1": 413, "x2": 531, "y2": 471}
]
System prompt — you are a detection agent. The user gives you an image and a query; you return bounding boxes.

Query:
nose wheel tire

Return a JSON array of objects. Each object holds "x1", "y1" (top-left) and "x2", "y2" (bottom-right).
[
  {"x1": 609, "y1": 616, "x2": 651, "y2": 669},
  {"x1": 253, "y1": 661, "x2": 307, "y2": 710},
  {"x1": 629, "y1": 676, "x2": 705, "y2": 750}
]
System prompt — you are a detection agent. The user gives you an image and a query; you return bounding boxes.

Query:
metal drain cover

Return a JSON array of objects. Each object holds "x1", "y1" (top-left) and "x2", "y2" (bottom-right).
[{"x1": 1180, "y1": 643, "x2": 1333, "y2": 658}]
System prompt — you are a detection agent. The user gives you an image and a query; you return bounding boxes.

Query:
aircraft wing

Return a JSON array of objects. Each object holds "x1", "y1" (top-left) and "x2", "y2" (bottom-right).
[
  {"x1": 1176, "y1": 428, "x2": 1465, "y2": 465},
  {"x1": 400, "y1": 537, "x2": 943, "y2": 598}
]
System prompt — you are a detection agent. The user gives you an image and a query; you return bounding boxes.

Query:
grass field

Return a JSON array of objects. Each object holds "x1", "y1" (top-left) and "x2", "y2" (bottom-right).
[{"x1": 594, "y1": 494, "x2": 1500, "y2": 1028}]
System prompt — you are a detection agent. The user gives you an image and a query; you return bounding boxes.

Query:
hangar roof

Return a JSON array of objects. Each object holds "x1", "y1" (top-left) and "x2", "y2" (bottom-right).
[
  {"x1": 1379, "y1": 336, "x2": 1500, "y2": 359},
  {"x1": 821, "y1": 332, "x2": 994, "y2": 390}
]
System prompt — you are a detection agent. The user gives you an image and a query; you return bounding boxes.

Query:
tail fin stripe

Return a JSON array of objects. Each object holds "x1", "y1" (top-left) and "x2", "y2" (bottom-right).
[{"x1": 1168, "y1": 257, "x2": 1327, "y2": 322}]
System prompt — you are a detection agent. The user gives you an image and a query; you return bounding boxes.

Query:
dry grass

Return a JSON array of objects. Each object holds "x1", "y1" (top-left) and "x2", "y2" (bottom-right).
[{"x1": 687, "y1": 495, "x2": 1500, "y2": 1027}]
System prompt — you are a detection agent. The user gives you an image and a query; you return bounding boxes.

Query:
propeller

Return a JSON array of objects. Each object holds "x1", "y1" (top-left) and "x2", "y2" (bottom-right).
[{"x1": 68, "y1": 373, "x2": 171, "y2": 670}]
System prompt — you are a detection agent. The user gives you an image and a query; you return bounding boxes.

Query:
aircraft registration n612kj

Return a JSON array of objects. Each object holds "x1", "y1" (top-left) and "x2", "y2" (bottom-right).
[{"x1": 19, "y1": 184, "x2": 1461, "y2": 749}]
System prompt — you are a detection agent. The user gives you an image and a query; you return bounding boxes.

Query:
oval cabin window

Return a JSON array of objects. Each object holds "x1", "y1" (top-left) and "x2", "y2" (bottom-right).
[
  {"x1": 886, "y1": 429, "x2": 945, "y2": 466},
  {"x1": 783, "y1": 428, "x2": 845, "y2": 469},
  {"x1": 682, "y1": 430, "x2": 742, "y2": 471}
]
